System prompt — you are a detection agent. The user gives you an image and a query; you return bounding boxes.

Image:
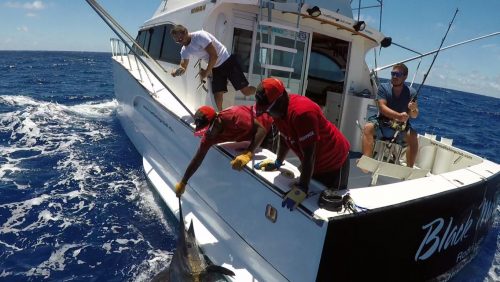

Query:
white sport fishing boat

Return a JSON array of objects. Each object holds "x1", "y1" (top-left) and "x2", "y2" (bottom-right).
[{"x1": 86, "y1": 0, "x2": 499, "y2": 281}]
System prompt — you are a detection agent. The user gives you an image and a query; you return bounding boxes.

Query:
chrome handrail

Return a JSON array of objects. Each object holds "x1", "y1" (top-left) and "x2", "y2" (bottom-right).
[{"x1": 85, "y1": 0, "x2": 194, "y2": 118}]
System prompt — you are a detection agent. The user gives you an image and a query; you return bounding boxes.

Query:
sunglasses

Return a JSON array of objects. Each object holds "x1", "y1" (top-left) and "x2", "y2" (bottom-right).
[
  {"x1": 172, "y1": 33, "x2": 185, "y2": 44},
  {"x1": 391, "y1": 71, "x2": 405, "y2": 78}
]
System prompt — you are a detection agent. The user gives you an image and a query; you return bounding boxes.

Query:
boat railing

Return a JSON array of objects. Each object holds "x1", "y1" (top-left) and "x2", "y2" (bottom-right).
[
  {"x1": 85, "y1": 0, "x2": 194, "y2": 118},
  {"x1": 110, "y1": 38, "x2": 156, "y2": 93}
]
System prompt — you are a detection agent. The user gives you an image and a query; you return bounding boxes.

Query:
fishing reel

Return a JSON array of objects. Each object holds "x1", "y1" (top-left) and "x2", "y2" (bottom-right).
[{"x1": 388, "y1": 120, "x2": 407, "y2": 132}]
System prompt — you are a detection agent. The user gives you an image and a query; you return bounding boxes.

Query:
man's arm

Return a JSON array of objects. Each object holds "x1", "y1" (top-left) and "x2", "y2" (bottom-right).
[
  {"x1": 275, "y1": 135, "x2": 290, "y2": 165},
  {"x1": 180, "y1": 144, "x2": 209, "y2": 184},
  {"x1": 171, "y1": 59, "x2": 190, "y2": 77},
  {"x1": 378, "y1": 99, "x2": 409, "y2": 122},
  {"x1": 199, "y1": 43, "x2": 218, "y2": 79},
  {"x1": 230, "y1": 120, "x2": 269, "y2": 171},
  {"x1": 298, "y1": 142, "x2": 316, "y2": 191},
  {"x1": 246, "y1": 120, "x2": 268, "y2": 153}
]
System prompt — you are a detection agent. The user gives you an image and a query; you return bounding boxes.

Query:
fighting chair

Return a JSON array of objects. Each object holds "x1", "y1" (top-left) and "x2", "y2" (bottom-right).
[{"x1": 357, "y1": 120, "x2": 429, "y2": 185}]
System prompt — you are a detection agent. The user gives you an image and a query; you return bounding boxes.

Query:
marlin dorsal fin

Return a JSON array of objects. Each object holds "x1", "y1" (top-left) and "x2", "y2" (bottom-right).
[{"x1": 188, "y1": 219, "x2": 195, "y2": 236}]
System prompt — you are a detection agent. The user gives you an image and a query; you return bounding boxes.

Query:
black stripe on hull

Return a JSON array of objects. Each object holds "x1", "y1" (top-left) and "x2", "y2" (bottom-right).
[{"x1": 317, "y1": 172, "x2": 500, "y2": 281}]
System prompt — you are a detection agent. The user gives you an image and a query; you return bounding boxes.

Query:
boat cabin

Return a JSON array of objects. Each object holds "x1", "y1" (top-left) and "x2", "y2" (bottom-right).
[{"x1": 133, "y1": 0, "x2": 384, "y2": 152}]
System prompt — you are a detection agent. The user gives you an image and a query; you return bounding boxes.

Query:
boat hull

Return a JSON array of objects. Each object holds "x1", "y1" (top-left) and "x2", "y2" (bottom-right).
[
  {"x1": 114, "y1": 56, "x2": 500, "y2": 281},
  {"x1": 110, "y1": 52, "x2": 499, "y2": 282},
  {"x1": 111, "y1": 59, "x2": 329, "y2": 281},
  {"x1": 317, "y1": 172, "x2": 499, "y2": 281}
]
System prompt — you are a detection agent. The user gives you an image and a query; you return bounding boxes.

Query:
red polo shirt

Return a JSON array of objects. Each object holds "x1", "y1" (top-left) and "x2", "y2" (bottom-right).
[
  {"x1": 273, "y1": 95, "x2": 350, "y2": 173},
  {"x1": 200, "y1": 105, "x2": 273, "y2": 151}
]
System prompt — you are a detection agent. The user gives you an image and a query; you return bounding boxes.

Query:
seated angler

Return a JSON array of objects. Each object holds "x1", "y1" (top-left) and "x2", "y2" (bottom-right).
[{"x1": 361, "y1": 63, "x2": 419, "y2": 168}]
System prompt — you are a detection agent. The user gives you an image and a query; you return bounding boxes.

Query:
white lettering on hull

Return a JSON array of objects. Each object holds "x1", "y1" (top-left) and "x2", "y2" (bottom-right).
[{"x1": 414, "y1": 197, "x2": 496, "y2": 262}]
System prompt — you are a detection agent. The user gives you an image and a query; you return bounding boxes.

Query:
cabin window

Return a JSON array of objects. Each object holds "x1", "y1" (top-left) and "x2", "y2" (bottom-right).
[
  {"x1": 252, "y1": 34, "x2": 306, "y2": 80},
  {"x1": 159, "y1": 24, "x2": 182, "y2": 64},
  {"x1": 134, "y1": 30, "x2": 147, "y2": 55},
  {"x1": 136, "y1": 30, "x2": 146, "y2": 47},
  {"x1": 149, "y1": 25, "x2": 166, "y2": 59},
  {"x1": 232, "y1": 28, "x2": 253, "y2": 72},
  {"x1": 251, "y1": 33, "x2": 268, "y2": 76},
  {"x1": 304, "y1": 34, "x2": 348, "y2": 108},
  {"x1": 270, "y1": 36, "x2": 305, "y2": 79},
  {"x1": 143, "y1": 28, "x2": 152, "y2": 53},
  {"x1": 308, "y1": 51, "x2": 344, "y2": 83}
]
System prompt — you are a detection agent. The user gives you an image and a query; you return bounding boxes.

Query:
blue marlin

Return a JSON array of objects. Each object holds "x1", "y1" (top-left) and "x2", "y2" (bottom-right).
[{"x1": 152, "y1": 198, "x2": 235, "y2": 282}]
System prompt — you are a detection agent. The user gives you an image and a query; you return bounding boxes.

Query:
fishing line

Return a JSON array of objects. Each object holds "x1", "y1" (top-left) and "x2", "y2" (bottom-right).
[
  {"x1": 421, "y1": 7, "x2": 459, "y2": 135},
  {"x1": 414, "y1": 8, "x2": 459, "y2": 99}
]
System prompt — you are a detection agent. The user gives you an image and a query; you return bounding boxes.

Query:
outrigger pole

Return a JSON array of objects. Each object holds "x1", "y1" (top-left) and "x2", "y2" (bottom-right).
[{"x1": 374, "y1": 31, "x2": 500, "y2": 72}]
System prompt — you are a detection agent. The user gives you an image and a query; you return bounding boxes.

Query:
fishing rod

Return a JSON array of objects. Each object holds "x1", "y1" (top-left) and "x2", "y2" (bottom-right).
[
  {"x1": 414, "y1": 8, "x2": 459, "y2": 98},
  {"x1": 384, "y1": 9, "x2": 459, "y2": 144}
]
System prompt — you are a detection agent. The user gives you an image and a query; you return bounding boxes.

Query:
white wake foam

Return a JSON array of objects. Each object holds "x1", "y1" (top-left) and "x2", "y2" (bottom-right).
[{"x1": 0, "y1": 95, "x2": 173, "y2": 279}]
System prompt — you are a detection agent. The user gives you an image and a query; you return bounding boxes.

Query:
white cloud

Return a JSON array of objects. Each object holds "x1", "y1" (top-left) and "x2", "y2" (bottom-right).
[
  {"x1": 481, "y1": 43, "x2": 497, "y2": 49},
  {"x1": 5, "y1": 1, "x2": 45, "y2": 10},
  {"x1": 24, "y1": 0, "x2": 44, "y2": 10},
  {"x1": 359, "y1": 14, "x2": 377, "y2": 26},
  {"x1": 26, "y1": 12, "x2": 37, "y2": 17},
  {"x1": 488, "y1": 81, "x2": 500, "y2": 92},
  {"x1": 17, "y1": 26, "x2": 29, "y2": 32}
]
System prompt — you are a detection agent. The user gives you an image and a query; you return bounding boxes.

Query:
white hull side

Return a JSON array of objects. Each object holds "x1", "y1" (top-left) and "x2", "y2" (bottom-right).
[{"x1": 112, "y1": 60, "x2": 328, "y2": 281}]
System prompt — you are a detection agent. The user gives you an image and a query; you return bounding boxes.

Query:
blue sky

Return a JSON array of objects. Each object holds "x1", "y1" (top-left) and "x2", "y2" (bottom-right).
[{"x1": 0, "y1": 0, "x2": 499, "y2": 98}]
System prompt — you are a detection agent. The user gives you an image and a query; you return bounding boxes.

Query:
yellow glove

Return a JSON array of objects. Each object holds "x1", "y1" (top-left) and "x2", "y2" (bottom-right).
[
  {"x1": 230, "y1": 151, "x2": 253, "y2": 171},
  {"x1": 254, "y1": 159, "x2": 282, "y2": 171},
  {"x1": 175, "y1": 181, "x2": 186, "y2": 197},
  {"x1": 282, "y1": 186, "x2": 307, "y2": 211}
]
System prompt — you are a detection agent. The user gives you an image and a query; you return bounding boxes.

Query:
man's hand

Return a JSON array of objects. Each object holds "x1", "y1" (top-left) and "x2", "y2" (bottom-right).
[
  {"x1": 254, "y1": 159, "x2": 282, "y2": 171},
  {"x1": 175, "y1": 181, "x2": 187, "y2": 197},
  {"x1": 282, "y1": 185, "x2": 307, "y2": 211},
  {"x1": 230, "y1": 151, "x2": 253, "y2": 171},
  {"x1": 198, "y1": 68, "x2": 211, "y2": 80},
  {"x1": 408, "y1": 101, "x2": 417, "y2": 112},
  {"x1": 171, "y1": 67, "x2": 185, "y2": 77},
  {"x1": 398, "y1": 112, "x2": 409, "y2": 123}
]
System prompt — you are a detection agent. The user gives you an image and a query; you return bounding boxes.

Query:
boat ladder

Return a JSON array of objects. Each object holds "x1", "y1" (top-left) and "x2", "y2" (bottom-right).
[{"x1": 257, "y1": 0, "x2": 304, "y2": 87}]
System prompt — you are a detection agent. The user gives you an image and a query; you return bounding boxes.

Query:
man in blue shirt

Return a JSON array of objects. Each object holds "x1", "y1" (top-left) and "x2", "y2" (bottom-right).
[{"x1": 361, "y1": 63, "x2": 419, "y2": 167}]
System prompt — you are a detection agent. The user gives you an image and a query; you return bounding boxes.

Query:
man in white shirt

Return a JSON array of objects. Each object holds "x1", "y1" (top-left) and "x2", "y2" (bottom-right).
[{"x1": 170, "y1": 25, "x2": 255, "y2": 111}]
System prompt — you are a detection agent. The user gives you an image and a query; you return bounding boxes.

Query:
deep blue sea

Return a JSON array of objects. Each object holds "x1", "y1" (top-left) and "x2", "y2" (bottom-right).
[{"x1": 0, "y1": 51, "x2": 498, "y2": 281}]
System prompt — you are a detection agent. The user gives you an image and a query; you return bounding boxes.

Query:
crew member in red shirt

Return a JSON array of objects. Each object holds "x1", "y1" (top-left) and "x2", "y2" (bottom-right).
[
  {"x1": 175, "y1": 105, "x2": 273, "y2": 197},
  {"x1": 254, "y1": 78, "x2": 350, "y2": 211}
]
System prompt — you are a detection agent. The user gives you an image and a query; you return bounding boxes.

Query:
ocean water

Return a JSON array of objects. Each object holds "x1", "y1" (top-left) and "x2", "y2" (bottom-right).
[{"x1": 0, "y1": 51, "x2": 498, "y2": 281}]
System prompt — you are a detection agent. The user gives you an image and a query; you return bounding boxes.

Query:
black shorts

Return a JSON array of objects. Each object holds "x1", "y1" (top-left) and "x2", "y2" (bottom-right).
[{"x1": 211, "y1": 55, "x2": 249, "y2": 93}]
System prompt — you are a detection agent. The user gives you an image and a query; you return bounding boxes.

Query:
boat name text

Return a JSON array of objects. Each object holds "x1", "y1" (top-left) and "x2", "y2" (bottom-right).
[
  {"x1": 414, "y1": 197, "x2": 496, "y2": 262},
  {"x1": 143, "y1": 105, "x2": 174, "y2": 132},
  {"x1": 191, "y1": 5, "x2": 205, "y2": 14}
]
